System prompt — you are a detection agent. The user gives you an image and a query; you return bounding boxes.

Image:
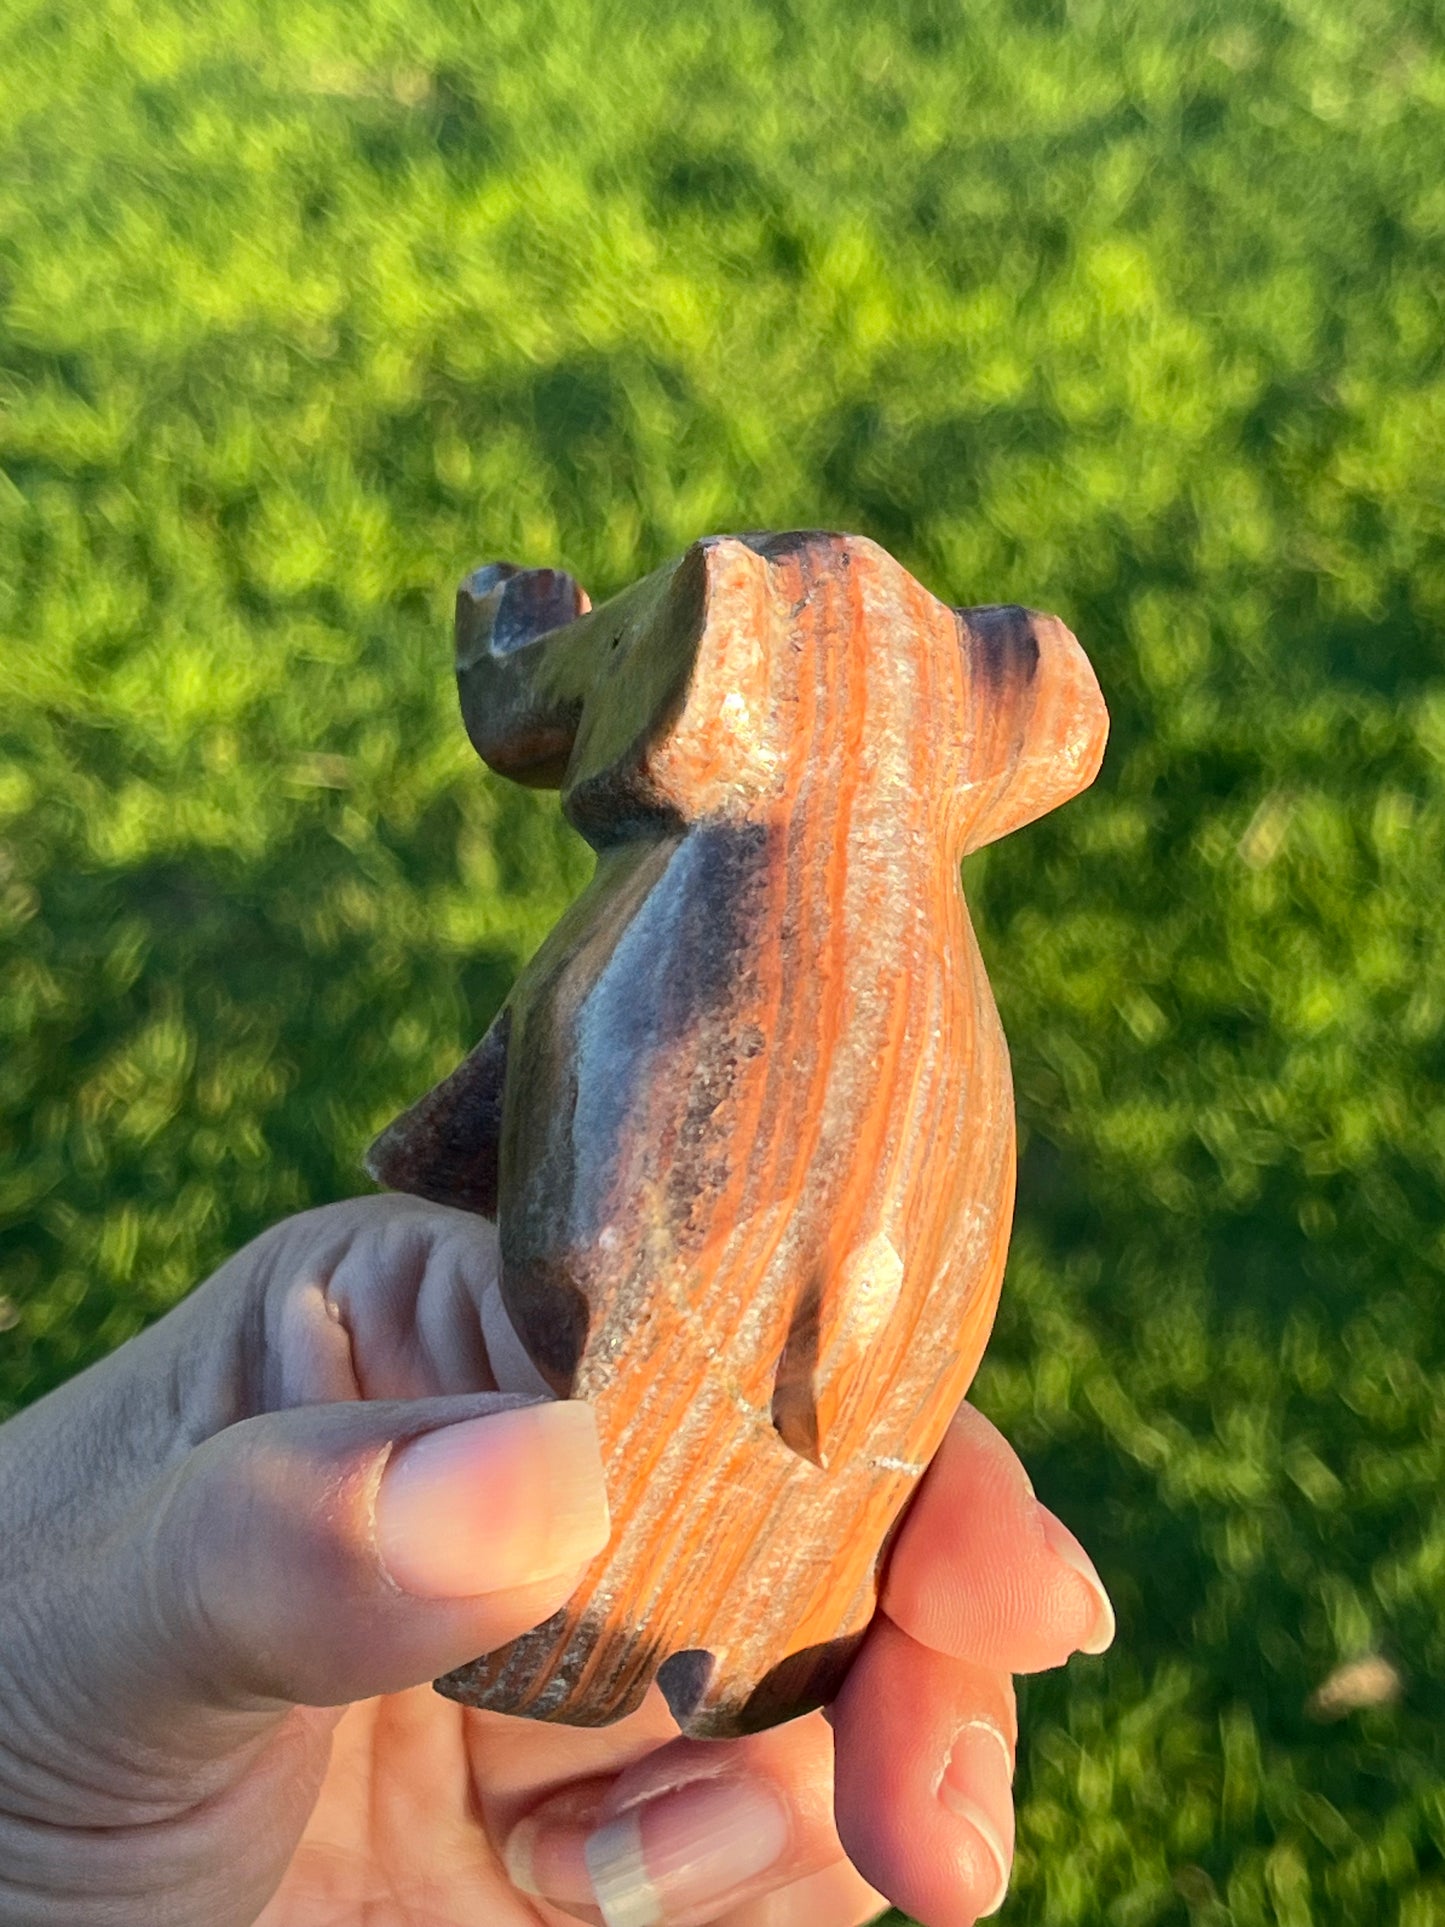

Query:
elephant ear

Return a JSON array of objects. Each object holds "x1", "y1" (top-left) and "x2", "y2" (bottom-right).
[
  {"x1": 453, "y1": 546, "x2": 717, "y2": 829},
  {"x1": 953, "y1": 604, "x2": 1109, "y2": 854},
  {"x1": 454, "y1": 564, "x2": 593, "y2": 786}
]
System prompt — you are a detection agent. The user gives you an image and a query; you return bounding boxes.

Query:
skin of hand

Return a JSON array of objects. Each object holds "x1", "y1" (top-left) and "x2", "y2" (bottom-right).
[{"x1": 0, "y1": 1195, "x2": 1114, "y2": 1927}]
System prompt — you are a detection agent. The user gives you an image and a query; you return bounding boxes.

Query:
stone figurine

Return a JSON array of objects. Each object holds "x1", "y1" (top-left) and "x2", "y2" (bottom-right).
[{"x1": 367, "y1": 530, "x2": 1107, "y2": 1739}]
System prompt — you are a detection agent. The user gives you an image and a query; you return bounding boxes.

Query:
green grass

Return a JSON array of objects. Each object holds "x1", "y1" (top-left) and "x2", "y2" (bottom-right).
[{"x1": 2, "y1": 0, "x2": 1444, "y2": 1918}]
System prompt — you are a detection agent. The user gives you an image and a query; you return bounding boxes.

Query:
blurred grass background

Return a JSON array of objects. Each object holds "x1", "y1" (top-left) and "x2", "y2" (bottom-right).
[{"x1": 2, "y1": 0, "x2": 1443, "y2": 1919}]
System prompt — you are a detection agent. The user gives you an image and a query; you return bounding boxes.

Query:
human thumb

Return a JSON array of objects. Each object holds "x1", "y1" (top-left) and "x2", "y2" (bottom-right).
[{"x1": 57, "y1": 1395, "x2": 610, "y2": 1743}]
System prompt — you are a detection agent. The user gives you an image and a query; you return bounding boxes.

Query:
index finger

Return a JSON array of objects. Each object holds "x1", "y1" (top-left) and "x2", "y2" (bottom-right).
[{"x1": 880, "y1": 1402, "x2": 1115, "y2": 1674}]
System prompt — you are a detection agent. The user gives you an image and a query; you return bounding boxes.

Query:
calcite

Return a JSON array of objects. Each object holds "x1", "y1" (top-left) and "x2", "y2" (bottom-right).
[{"x1": 367, "y1": 531, "x2": 1107, "y2": 1738}]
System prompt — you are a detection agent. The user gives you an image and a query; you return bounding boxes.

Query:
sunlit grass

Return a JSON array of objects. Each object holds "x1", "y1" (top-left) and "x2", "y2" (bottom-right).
[{"x1": 2, "y1": 0, "x2": 1443, "y2": 1919}]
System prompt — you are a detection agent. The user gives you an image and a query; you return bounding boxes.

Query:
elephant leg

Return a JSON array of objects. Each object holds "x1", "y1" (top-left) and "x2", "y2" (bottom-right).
[{"x1": 364, "y1": 1006, "x2": 511, "y2": 1220}]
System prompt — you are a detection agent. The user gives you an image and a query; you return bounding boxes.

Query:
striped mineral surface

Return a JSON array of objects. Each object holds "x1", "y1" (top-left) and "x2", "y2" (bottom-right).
[{"x1": 367, "y1": 531, "x2": 1108, "y2": 1737}]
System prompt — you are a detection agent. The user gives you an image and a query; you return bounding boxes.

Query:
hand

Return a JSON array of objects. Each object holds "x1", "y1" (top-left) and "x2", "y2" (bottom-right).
[{"x1": 0, "y1": 1195, "x2": 1113, "y2": 1926}]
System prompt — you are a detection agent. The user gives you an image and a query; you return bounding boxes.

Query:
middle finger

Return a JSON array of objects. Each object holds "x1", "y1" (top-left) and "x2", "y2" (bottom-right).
[{"x1": 501, "y1": 1709, "x2": 850, "y2": 1926}]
